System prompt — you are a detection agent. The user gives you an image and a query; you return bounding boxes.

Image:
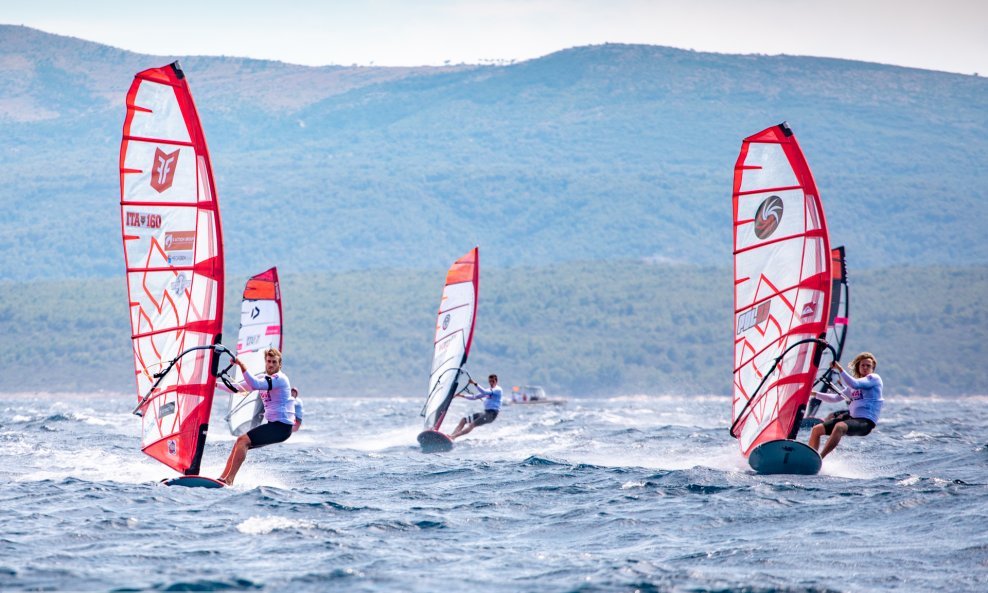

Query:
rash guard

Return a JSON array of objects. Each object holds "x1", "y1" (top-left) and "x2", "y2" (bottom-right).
[
  {"x1": 839, "y1": 370, "x2": 884, "y2": 424},
  {"x1": 234, "y1": 371, "x2": 295, "y2": 424},
  {"x1": 464, "y1": 384, "x2": 502, "y2": 411}
]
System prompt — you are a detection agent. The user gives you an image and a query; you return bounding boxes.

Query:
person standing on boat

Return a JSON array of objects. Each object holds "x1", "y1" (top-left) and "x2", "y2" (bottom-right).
[
  {"x1": 449, "y1": 374, "x2": 502, "y2": 440},
  {"x1": 808, "y1": 353, "x2": 884, "y2": 458},
  {"x1": 217, "y1": 348, "x2": 298, "y2": 485}
]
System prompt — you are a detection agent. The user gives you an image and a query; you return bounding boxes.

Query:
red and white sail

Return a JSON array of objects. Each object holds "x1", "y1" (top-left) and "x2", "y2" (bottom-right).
[
  {"x1": 732, "y1": 123, "x2": 831, "y2": 457},
  {"x1": 228, "y1": 268, "x2": 283, "y2": 436},
  {"x1": 422, "y1": 247, "x2": 479, "y2": 432},
  {"x1": 119, "y1": 63, "x2": 225, "y2": 474}
]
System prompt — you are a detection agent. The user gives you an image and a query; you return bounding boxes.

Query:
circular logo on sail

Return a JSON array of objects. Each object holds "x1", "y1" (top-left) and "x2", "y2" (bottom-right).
[
  {"x1": 442, "y1": 314, "x2": 451, "y2": 330},
  {"x1": 754, "y1": 195, "x2": 784, "y2": 239}
]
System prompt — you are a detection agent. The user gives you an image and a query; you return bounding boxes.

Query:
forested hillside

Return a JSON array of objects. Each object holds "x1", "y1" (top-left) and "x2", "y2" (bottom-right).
[
  {"x1": 1, "y1": 263, "x2": 983, "y2": 396},
  {"x1": 1, "y1": 26, "x2": 986, "y2": 282}
]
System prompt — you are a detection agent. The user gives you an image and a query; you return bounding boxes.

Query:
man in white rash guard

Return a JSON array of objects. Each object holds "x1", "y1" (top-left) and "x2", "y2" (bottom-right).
[
  {"x1": 216, "y1": 348, "x2": 300, "y2": 485},
  {"x1": 808, "y1": 352, "x2": 884, "y2": 458},
  {"x1": 449, "y1": 374, "x2": 502, "y2": 440}
]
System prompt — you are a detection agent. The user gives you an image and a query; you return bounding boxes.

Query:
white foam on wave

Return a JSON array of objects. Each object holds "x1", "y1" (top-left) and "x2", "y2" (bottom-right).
[
  {"x1": 236, "y1": 515, "x2": 314, "y2": 535},
  {"x1": 818, "y1": 454, "x2": 878, "y2": 480},
  {"x1": 897, "y1": 474, "x2": 921, "y2": 486},
  {"x1": 331, "y1": 425, "x2": 421, "y2": 451},
  {"x1": 14, "y1": 444, "x2": 168, "y2": 484}
]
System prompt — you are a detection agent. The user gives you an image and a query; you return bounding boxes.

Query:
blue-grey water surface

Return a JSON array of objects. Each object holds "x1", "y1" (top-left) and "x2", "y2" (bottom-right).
[{"x1": 1, "y1": 392, "x2": 985, "y2": 592}]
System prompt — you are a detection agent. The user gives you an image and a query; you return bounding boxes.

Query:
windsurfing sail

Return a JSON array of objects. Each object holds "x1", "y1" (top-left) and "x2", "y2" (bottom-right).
[
  {"x1": 807, "y1": 246, "x2": 850, "y2": 415},
  {"x1": 825, "y1": 246, "x2": 849, "y2": 364},
  {"x1": 731, "y1": 122, "x2": 832, "y2": 458},
  {"x1": 227, "y1": 267, "x2": 283, "y2": 436},
  {"x1": 119, "y1": 62, "x2": 226, "y2": 475},
  {"x1": 421, "y1": 247, "x2": 480, "y2": 432}
]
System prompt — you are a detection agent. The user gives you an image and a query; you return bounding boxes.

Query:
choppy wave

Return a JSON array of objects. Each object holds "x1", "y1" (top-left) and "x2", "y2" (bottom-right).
[{"x1": 0, "y1": 393, "x2": 985, "y2": 592}]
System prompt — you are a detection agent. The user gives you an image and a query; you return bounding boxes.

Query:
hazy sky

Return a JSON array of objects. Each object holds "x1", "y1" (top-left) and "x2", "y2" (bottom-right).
[{"x1": 6, "y1": 0, "x2": 987, "y2": 74}]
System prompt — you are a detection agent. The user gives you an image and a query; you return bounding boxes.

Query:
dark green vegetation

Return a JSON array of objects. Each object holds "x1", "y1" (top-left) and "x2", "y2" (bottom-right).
[
  {"x1": 1, "y1": 26, "x2": 987, "y2": 282},
  {"x1": 1, "y1": 263, "x2": 984, "y2": 396}
]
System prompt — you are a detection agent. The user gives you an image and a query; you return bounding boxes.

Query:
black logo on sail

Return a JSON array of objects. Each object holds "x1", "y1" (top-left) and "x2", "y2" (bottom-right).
[{"x1": 442, "y1": 314, "x2": 451, "y2": 330}]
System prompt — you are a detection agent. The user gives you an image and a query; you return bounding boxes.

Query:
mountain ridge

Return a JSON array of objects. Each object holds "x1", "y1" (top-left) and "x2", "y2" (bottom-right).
[{"x1": 1, "y1": 26, "x2": 986, "y2": 283}]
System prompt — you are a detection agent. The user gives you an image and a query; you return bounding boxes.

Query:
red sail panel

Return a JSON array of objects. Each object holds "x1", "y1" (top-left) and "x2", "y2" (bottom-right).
[
  {"x1": 732, "y1": 123, "x2": 831, "y2": 457},
  {"x1": 422, "y1": 247, "x2": 480, "y2": 431},
  {"x1": 119, "y1": 62, "x2": 225, "y2": 474}
]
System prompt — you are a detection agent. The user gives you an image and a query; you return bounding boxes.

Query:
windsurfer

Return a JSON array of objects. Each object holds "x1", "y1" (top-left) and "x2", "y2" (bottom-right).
[
  {"x1": 217, "y1": 348, "x2": 299, "y2": 484},
  {"x1": 449, "y1": 374, "x2": 502, "y2": 440},
  {"x1": 808, "y1": 353, "x2": 884, "y2": 458}
]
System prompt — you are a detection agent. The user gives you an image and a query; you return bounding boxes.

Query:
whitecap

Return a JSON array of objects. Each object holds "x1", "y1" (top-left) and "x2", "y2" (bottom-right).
[{"x1": 236, "y1": 515, "x2": 314, "y2": 535}]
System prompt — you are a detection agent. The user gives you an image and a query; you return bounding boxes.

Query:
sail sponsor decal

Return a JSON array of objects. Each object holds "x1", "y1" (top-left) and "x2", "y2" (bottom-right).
[
  {"x1": 754, "y1": 195, "x2": 784, "y2": 239},
  {"x1": 736, "y1": 301, "x2": 770, "y2": 335},
  {"x1": 150, "y1": 147, "x2": 180, "y2": 193},
  {"x1": 125, "y1": 211, "x2": 163, "y2": 230},
  {"x1": 163, "y1": 230, "x2": 195, "y2": 265}
]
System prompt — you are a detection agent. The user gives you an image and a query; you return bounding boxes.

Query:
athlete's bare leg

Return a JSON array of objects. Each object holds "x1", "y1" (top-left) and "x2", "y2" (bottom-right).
[
  {"x1": 450, "y1": 419, "x2": 474, "y2": 440},
  {"x1": 219, "y1": 434, "x2": 251, "y2": 485},
  {"x1": 820, "y1": 422, "x2": 848, "y2": 459},
  {"x1": 808, "y1": 423, "x2": 826, "y2": 451}
]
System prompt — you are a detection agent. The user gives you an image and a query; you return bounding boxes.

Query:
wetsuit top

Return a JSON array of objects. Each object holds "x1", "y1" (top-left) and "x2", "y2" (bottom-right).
[
  {"x1": 240, "y1": 371, "x2": 296, "y2": 424},
  {"x1": 293, "y1": 397, "x2": 303, "y2": 422},
  {"x1": 839, "y1": 370, "x2": 884, "y2": 424},
  {"x1": 464, "y1": 384, "x2": 502, "y2": 411}
]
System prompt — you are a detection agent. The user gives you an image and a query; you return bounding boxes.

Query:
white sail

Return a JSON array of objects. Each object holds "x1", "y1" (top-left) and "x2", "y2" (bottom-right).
[{"x1": 228, "y1": 267, "x2": 283, "y2": 436}]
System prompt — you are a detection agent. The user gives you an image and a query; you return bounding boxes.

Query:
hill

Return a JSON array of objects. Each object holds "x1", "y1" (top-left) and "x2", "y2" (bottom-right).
[{"x1": 1, "y1": 26, "x2": 986, "y2": 282}]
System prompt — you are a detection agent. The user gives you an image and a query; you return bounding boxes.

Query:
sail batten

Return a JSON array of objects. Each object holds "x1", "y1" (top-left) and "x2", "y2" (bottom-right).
[
  {"x1": 731, "y1": 123, "x2": 832, "y2": 459},
  {"x1": 119, "y1": 62, "x2": 225, "y2": 475}
]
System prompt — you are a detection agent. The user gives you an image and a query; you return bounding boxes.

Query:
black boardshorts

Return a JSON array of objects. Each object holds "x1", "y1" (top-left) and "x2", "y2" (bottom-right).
[
  {"x1": 466, "y1": 409, "x2": 499, "y2": 427},
  {"x1": 822, "y1": 411, "x2": 875, "y2": 437},
  {"x1": 246, "y1": 421, "x2": 293, "y2": 449}
]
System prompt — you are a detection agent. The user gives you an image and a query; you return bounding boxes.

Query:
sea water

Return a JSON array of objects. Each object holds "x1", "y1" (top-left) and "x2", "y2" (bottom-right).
[{"x1": 0, "y1": 392, "x2": 985, "y2": 592}]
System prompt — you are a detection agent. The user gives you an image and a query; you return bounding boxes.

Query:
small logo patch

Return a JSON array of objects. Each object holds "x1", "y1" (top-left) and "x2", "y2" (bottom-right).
[
  {"x1": 167, "y1": 439, "x2": 177, "y2": 455},
  {"x1": 169, "y1": 272, "x2": 190, "y2": 296},
  {"x1": 754, "y1": 195, "x2": 784, "y2": 239},
  {"x1": 163, "y1": 231, "x2": 195, "y2": 252},
  {"x1": 737, "y1": 301, "x2": 771, "y2": 335},
  {"x1": 442, "y1": 314, "x2": 451, "y2": 330},
  {"x1": 801, "y1": 302, "x2": 817, "y2": 318},
  {"x1": 150, "y1": 148, "x2": 180, "y2": 193}
]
